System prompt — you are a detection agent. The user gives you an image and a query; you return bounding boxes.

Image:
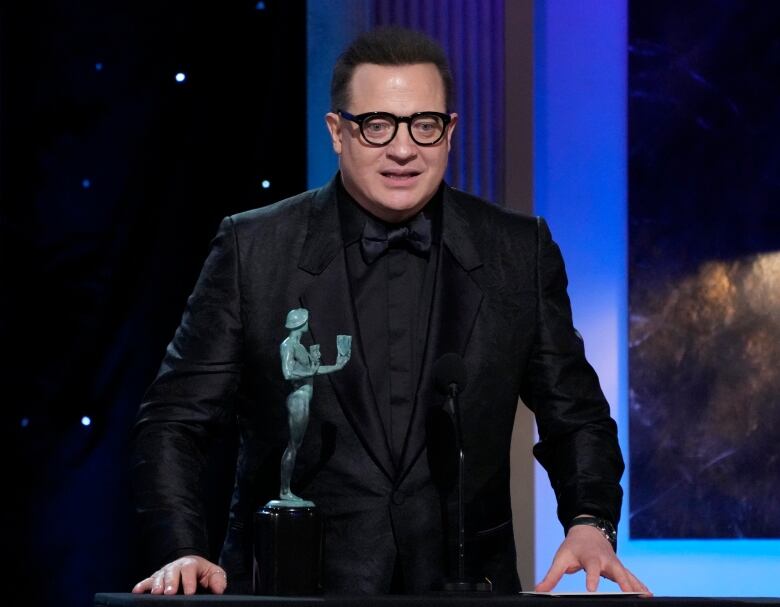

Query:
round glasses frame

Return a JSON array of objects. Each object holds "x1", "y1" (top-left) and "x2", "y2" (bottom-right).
[{"x1": 338, "y1": 110, "x2": 452, "y2": 147}]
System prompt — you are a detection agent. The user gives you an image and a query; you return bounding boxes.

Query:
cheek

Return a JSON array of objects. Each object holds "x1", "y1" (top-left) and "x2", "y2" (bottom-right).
[
  {"x1": 425, "y1": 149, "x2": 449, "y2": 176},
  {"x1": 344, "y1": 147, "x2": 379, "y2": 175}
]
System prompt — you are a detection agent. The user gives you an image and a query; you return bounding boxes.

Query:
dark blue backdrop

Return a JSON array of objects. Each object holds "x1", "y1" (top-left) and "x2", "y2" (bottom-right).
[
  {"x1": 2, "y1": 2, "x2": 306, "y2": 605},
  {"x1": 628, "y1": 0, "x2": 780, "y2": 538}
]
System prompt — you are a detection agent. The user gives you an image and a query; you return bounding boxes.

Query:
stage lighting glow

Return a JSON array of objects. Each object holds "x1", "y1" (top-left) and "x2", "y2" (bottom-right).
[
  {"x1": 255, "y1": 1, "x2": 266, "y2": 9},
  {"x1": 175, "y1": 72, "x2": 187, "y2": 83},
  {"x1": 82, "y1": 179, "x2": 91, "y2": 189},
  {"x1": 95, "y1": 62, "x2": 103, "y2": 71},
  {"x1": 20, "y1": 417, "x2": 29, "y2": 428},
  {"x1": 261, "y1": 180, "x2": 271, "y2": 189},
  {"x1": 81, "y1": 416, "x2": 92, "y2": 427}
]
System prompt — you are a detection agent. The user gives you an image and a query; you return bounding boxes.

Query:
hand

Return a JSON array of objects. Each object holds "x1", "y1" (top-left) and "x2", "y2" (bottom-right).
[
  {"x1": 535, "y1": 525, "x2": 651, "y2": 595},
  {"x1": 132, "y1": 555, "x2": 228, "y2": 595}
]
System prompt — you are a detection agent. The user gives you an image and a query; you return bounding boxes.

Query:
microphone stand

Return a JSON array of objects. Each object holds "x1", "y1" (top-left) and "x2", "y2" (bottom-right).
[{"x1": 441, "y1": 382, "x2": 492, "y2": 592}]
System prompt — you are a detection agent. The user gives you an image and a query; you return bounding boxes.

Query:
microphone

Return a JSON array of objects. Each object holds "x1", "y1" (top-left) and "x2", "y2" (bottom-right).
[
  {"x1": 432, "y1": 354, "x2": 491, "y2": 593},
  {"x1": 433, "y1": 353, "x2": 468, "y2": 403}
]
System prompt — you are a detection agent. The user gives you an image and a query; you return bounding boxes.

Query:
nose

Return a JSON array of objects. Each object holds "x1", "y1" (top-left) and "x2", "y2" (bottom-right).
[{"x1": 385, "y1": 123, "x2": 417, "y2": 162}]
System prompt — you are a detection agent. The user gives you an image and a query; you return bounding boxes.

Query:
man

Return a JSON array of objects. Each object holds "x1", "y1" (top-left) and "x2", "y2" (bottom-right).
[{"x1": 132, "y1": 27, "x2": 649, "y2": 595}]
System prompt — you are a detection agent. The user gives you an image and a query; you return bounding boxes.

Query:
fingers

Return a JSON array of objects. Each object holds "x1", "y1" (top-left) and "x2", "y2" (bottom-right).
[
  {"x1": 583, "y1": 557, "x2": 601, "y2": 592},
  {"x1": 618, "y1": 567, "x2": 652, "y2": 596},
  {"x1": 131, "y1": 575, "x2": 155, "y2": 594},
  {"x1": 131, "y1": 556, "x2": 228, "y2": 596},
  {"x1": 537, "y1": 531, "x2": 652, "y2": 595},
  {"x1": 200, "y1": 567, "x2": 228, "y2": 595},
  {"x1": 210, "y1": 569, "x2": 228, "y2": 594},
  {"x1": 601, "y1": 559, "x2": 652, "y2": 595},
  {"x1": 540, "y1": 558, "x2": 650, "y2": 595},
  {"x1": 610, "y1": 564, "x2": 633, "y2": 591},
  {"x1": 627, "y1": 569, "x2": 652, "y2": 596},
  {"x1": 638, "y1": 575, "x2": 652, "y2": 596},
  {"x1": 163, "y1": 563, "x2": 182, "y2": 595},
  {"x1": 151, "y1": 569, "x2": 165, "y2": 594},
  {"x1": 535, "y1": 554, "x2": 571, "y2": 592},
  {"x1": 180, "y1": 561, "x2": 199, "y2": 595},
  {"x1": 131, "y1": 569, "x2": 165, "y2": 594}
]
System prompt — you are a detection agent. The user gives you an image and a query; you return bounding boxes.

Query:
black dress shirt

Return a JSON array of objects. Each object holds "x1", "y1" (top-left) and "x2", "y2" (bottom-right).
[{"x1": 337, "y1": 180, "x2": 442, "y2": 466}]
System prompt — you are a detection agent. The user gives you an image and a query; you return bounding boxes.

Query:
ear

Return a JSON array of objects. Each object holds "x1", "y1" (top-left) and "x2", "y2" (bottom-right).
[
  {"x1": 445, "y1": 113, "x2": 458, "y2": 152},
  {"x1": 325, "y1": 112, "x2": 342, "y2": 155}
]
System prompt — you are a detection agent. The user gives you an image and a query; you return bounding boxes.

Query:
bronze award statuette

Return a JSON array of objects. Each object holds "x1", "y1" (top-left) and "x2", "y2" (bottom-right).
[{"x1": 253, "y1": 308, "x2": 351, "y2": 595}]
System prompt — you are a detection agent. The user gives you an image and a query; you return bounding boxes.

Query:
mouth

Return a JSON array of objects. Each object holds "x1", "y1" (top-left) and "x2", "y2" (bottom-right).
[{"x1": 380, "y1": 169, "x2": 421, "y2": 183}]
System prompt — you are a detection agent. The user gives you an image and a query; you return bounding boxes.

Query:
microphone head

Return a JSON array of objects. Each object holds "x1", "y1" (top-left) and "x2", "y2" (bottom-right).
[{"x1": 433, "y1": 353, "x2": 468, "y2": 394}]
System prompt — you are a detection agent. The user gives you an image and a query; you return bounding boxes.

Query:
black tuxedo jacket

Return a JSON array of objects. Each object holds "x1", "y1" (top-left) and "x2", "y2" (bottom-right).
[{"x1": 132, "y1": 176, "x2": 623, "y2": 594}]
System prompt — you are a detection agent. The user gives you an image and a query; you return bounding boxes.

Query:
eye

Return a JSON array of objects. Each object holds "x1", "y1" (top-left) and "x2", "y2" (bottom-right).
[
  {"x1": 364, "y1": 119, "x2": 393, "y2": 133},
  {"x1": 412, "y1": 117, "x2": 443, "y2": 138}
]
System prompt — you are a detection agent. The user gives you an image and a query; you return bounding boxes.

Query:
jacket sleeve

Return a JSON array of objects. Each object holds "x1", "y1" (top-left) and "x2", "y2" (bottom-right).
[
  {"x1": 519, "y1": 217, "x2": 624, "y2": 531},
  {"x1": 131, "y1": 216, "x2": 244, "y2": 567}
]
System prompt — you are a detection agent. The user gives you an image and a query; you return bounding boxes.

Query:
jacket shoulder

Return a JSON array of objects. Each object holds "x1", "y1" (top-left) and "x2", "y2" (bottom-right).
[
  {"x1": 228, "y1": 187, "x2": 319, "y2": 233},
  {"x1": 446, "y1": 186, "x2": 539, "y2": 237}
]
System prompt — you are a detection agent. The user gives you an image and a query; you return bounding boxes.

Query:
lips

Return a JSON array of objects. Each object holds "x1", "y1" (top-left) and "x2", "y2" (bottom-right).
[{"x1": 380, "y1": 169, "x2": 421, "y2": 182}]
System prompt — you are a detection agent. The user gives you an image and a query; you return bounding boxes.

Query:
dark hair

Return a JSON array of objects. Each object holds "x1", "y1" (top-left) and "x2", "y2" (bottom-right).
[{"x1": 330, "y1": 26, "x2": 454, "y2": 112}]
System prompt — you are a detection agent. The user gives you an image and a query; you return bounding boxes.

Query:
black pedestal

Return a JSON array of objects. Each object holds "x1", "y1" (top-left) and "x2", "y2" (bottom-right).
[
  {"x1": 253, "y1": 503, "x2": 323, "y2": 596},
  {"x1": 441, "y1": 578, "x2": 493, "y2": 592}
]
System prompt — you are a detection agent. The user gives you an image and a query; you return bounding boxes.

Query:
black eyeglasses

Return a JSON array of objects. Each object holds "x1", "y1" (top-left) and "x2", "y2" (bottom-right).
[{"x1": 338, "y1": 110, "x2": 452, "y2": 146}]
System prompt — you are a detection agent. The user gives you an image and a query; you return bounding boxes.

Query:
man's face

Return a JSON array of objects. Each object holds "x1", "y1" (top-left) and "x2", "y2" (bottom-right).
[{"x1": 325, "y1": 63, "x2": 458, "y2": 223}]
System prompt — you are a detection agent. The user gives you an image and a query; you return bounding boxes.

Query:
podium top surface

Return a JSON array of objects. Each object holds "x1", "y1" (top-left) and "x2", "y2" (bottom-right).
[{"x1": 94, "y1": 593, "x2": 780, "y2": 607}]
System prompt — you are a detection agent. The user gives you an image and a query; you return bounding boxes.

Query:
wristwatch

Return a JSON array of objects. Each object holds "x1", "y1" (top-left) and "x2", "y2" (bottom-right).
[{"x1": 566, "y1": 516, "x2": 617, "y2": 551}]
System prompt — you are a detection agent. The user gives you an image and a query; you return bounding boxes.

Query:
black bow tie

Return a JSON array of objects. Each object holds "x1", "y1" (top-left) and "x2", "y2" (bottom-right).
[{"x1": 360, "y1": 212, "x2": 432, "y2": 264}]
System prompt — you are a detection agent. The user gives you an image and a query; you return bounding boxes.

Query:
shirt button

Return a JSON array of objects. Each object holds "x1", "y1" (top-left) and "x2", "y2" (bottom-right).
[{"x1": 391, "y1": 490, "x2": 405, "y2": 506}]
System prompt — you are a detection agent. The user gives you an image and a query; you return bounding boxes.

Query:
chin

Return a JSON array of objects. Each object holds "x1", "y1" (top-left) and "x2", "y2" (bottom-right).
[
  {"x1": 372, "y1": 198, "x2": 426, "y2": 221},
  {"x1": 381, "y1": 187, "x2": 435, "y2": 212}
]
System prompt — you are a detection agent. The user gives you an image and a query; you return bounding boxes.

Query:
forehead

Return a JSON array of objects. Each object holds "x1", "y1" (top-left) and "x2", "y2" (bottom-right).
[{"x1": 347, "y1": 63, "x2": 446, "y2": 112}]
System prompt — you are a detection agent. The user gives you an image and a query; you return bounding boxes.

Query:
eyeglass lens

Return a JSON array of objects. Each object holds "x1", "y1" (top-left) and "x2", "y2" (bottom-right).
[{"x1": 362, "y1": 114, "x2": 446, "y2": 145}]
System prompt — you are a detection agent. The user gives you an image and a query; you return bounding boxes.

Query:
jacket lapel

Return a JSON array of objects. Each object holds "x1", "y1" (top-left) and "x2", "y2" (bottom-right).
[
  {"x1": 298, "y1": 178, "x2": 395, "y2": 482},
  {"x1": 396, "y1": 188, "x2": 484, "y2": 485}
]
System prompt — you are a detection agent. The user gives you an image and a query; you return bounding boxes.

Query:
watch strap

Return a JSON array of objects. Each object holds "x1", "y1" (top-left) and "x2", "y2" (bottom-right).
[{"x1": 567, "y1": 516, "x2": 617, "y2": 551}]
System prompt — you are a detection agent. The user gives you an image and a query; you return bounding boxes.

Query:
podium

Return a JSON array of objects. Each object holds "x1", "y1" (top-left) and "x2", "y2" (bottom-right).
[{"x1": 94, "y1": 593, "x2": 780, "y2": 606}]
